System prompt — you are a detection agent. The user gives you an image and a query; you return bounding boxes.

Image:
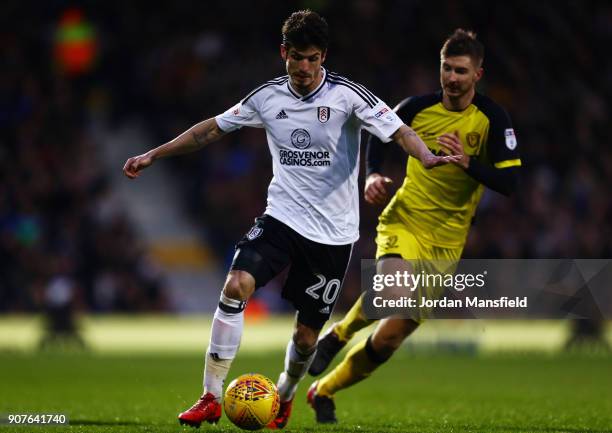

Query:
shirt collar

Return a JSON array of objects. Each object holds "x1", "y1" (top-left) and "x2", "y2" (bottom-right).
[{"x1": 287, "y1": 67, "x2": 327, "y2": 101}]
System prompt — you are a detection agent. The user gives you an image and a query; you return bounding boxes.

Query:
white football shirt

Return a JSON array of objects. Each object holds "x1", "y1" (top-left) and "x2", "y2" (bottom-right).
[{"x1": 215, "y1": 68, "x2": 403, "y2": 245}]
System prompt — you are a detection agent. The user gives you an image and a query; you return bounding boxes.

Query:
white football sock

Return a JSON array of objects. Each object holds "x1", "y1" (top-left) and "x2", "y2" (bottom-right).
[
  {"x1": 203, "y1": 350, "x2": 232, "y2": 401},
  {"x1": 277, "y1": 339, "x2": 316, "y2": 402},
  {"x1": 203, "y1": 293, "x2": 246, "y2": 400}
]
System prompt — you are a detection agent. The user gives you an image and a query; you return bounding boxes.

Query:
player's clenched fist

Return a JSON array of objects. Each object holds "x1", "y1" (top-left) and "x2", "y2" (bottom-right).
[
  {"x1": 364, "y1": 173, "x2": 393, "y2": 205},
  {"x1": 123, "y1": 153, "x2": 154, "y2": 179}
]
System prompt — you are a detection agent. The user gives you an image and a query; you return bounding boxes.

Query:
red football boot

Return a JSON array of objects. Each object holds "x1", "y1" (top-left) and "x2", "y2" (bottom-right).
[
  {"x1": 178, "y1": 392, "x2": 222, "y2": 428},
  {"x1": 266, "y1": 398, "x2": 293, "y2": 429}
]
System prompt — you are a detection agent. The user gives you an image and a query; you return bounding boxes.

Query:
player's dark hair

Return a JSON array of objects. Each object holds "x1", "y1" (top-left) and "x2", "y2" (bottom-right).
[
  {"x1": 441, "y1": 29, "x2": 484, "y2": 67},
  {"x1": 282, "y1": 10, "x2": 329, "y2": 51}
]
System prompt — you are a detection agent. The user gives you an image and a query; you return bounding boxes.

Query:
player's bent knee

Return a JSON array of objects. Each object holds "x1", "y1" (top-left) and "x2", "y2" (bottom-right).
[
  {"x1": 293, "y1": 323, "x2": 319, "y2": 352},
  {"x1": 223, "y1": 270, "x2": 256, "y2": 301}
]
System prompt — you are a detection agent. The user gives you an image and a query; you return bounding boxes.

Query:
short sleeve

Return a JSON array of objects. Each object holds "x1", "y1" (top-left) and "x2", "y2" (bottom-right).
[
  {"x1": 354, "y1": 99, "x2": 403, "y2": 143},
  {"x1": 215, "y1": 98, "x2": 264, "y2": 132}
]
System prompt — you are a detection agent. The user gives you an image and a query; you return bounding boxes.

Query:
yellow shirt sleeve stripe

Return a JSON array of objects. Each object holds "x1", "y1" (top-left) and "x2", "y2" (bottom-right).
[{"x1": 494, "y1": 159, "x2": 522, "y2": 169}]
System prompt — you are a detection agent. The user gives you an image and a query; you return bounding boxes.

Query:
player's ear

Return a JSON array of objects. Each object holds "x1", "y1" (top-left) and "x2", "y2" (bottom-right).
[
  {"x1": 280, "y1": 44, "x2": 288, "y2": 61},
  {"x1": 474, "y1": 67, "x2": 483, "y2": 82},
  {"x1": 321, "y1": 49, "x2": 327, "y2": 64}
]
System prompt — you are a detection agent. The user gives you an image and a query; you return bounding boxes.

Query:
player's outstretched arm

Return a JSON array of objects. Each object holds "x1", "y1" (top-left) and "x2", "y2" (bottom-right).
[
  {"x1": 391, "y1": 124, "x2": 460, "y2": 169},
  {"x1": 123, "y1": 117, "x2": 227, "y2": 179}
]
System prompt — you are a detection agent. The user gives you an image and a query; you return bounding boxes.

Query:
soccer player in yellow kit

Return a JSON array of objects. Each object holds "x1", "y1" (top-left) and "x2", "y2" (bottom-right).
[{"x1": 307, "y1": 29, "x2": 521, "y2": 423}]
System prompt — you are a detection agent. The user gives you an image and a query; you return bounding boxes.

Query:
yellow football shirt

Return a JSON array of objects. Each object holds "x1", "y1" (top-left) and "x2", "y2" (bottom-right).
[{"x1": 378, "y1": 92, "x2": 521, "y2": 248}]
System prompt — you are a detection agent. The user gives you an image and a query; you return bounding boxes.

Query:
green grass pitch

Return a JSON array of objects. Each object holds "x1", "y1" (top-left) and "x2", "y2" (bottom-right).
[{"x1": 1, "y1": 350, "x2": 611, "y2": 433}]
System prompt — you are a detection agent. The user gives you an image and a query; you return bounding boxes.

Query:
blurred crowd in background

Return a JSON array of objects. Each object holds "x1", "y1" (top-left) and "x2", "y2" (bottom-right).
[{"x1": 1, "y1": 0, "x2": 611, "y2": 314}]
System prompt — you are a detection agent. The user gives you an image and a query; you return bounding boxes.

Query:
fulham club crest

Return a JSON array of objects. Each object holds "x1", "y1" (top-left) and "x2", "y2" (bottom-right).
[
  {"x1": 317, "y1": 106, "x2": 330, "y2": 123},
  {"x1": 247, "y1": 226, "x2": 263, "y2": 241}
]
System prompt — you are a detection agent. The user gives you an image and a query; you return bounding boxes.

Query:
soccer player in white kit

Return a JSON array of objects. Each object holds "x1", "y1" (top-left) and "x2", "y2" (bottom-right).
[{"x1": 123, "y1": 10, "x2": 457, "y2": 429}]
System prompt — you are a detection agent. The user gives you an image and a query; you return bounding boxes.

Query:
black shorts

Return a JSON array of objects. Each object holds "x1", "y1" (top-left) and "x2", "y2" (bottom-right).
[{"x1": 231, "y1": 215, "x2": 353, "y2": 330}]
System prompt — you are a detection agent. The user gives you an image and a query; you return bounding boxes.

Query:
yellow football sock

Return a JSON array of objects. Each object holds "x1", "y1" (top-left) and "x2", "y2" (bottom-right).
[
  {"x1": 333, "y1": 294, "x2": 375, "y2": 343},
  {"x1": 316, "y1": 337, "x2": 381, "y2": 397}
]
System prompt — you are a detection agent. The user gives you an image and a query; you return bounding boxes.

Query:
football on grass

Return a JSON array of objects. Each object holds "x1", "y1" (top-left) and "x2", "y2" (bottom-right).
[{"x1": 224, "y1": 373, "x2": 280, "y2": 430}]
